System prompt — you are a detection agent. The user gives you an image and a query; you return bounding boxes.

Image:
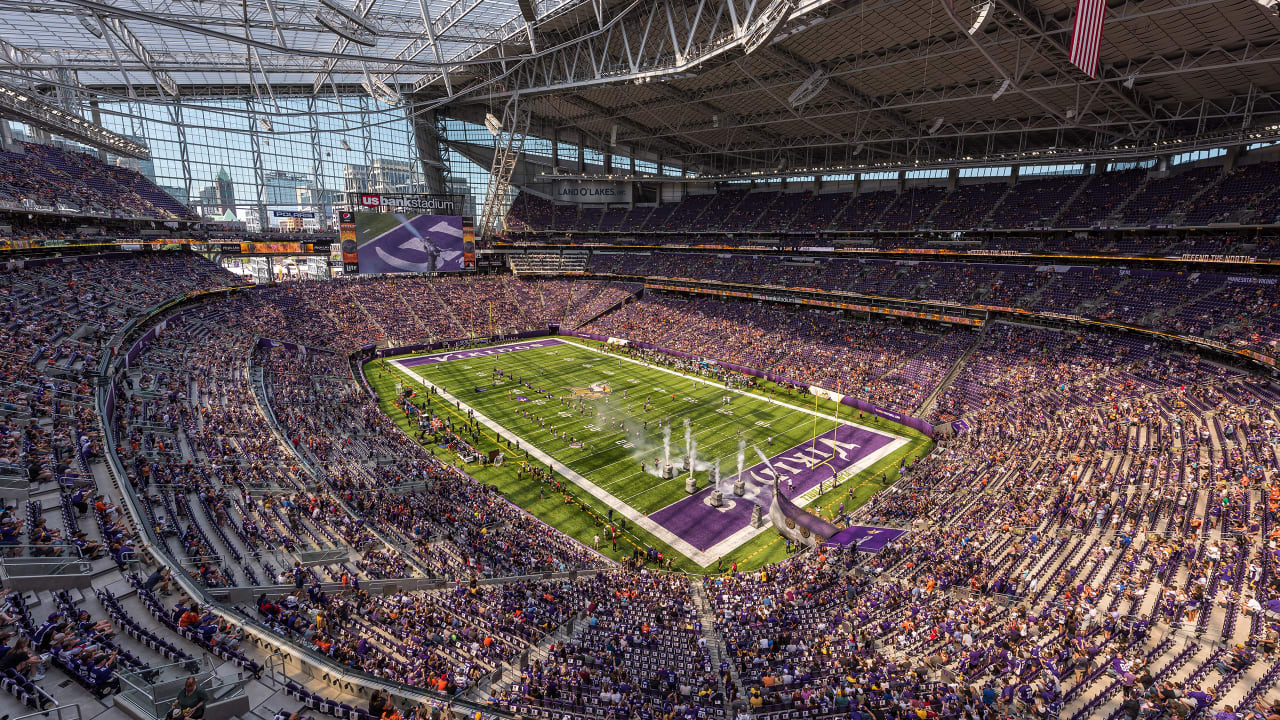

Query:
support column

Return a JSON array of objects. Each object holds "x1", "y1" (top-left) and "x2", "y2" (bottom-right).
[
  {"x1": 1224, "y1": 146, "x2": 1241, "y2": 173},
  {"x1": 171, "y1": 104, "x2": 193, "y2": 214},
  {"x1": 247, "y1": 99, "x2": 268, "y2": 230},
  {"x1": 411, "y1": 103, "x2": 449, "y2": 195},
  {"x1": 308, "y1": 96, "x2": 326, "y2": 222},
  {"x1": 89, "y1": 101, "x2": 107, "y2": 162}
]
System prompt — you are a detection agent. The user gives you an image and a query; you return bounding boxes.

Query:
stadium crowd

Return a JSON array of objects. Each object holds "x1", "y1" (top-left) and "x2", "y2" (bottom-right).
[
  {"x1": 503, "y1": 159, "x2": 1280, "y2": 235},
  {"x1": 0, "y1": 245, "x2": 1273, "y2": 720}
]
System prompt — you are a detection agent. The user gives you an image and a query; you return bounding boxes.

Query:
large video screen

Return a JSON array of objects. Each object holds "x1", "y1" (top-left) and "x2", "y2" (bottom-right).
[{"x1": 350, "y1": 212, "x2": 470, "y2": 274}]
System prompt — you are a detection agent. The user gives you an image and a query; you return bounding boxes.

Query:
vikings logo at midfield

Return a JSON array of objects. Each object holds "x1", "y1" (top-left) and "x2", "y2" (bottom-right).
[{"x1": 569, "y1": 380, "x2": 612, "y2": 399}]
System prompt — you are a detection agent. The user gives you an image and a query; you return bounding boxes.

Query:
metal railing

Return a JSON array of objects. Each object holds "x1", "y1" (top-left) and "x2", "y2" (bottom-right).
[
  {"x1": 115, "y1": 657, "x2": 250, "y2": 720},
  {"x1": 0, "y1": 544, "x2": 92, "y2": 577},
  {"x1": 7, "y1": 701, "x2": 78, "y2": 720}
]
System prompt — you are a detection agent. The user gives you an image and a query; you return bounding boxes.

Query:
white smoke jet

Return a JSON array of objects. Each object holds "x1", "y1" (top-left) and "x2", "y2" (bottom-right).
[
  {"x1": 663, "y1": 424, "x2": 671, "y2": 467},
  {"x1": 690, "y1": 438, "x2": 697, "y2": 475}
]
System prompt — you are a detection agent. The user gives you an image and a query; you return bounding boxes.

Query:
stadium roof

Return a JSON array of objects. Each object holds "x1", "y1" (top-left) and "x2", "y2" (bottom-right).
[
  {"x1": 0, "y1": 0, "x2": 571, "y2": 95},
  {"x1": 442, "y1": 0, "x2": 1280, "y2": 174},
  {"x1": 1, "y1": 0, "x2": 1279, "y2": 174}
]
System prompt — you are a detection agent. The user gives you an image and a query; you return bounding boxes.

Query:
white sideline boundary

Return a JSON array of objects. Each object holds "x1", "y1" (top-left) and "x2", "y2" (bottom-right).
[{"x1": 388, "y1": 340, "x2": 912, "y2": 566}]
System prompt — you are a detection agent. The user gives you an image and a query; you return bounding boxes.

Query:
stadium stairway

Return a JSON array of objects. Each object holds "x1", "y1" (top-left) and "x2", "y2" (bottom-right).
[
  {"x1": 250, "y1": 357, "x2": 437, "y2": 580},
  {"x1": 465, "y1": 609, "x2": 591, "y2": 704},
  {"x1": 1050, "y1": 174, "x2": 1098, "y2": 226},
  {"x1": 975, "y1": 185, "x2": 1015, "y2": 227},
  {"x1": 688, "y1": 579, "x2": 746, "y2": 704},
  {"x1": 570, "y1": 285, "x2": 641, "y2": 331},
  {"x1": 424, "y1": 285, "x2": 467, "y2": 339},
  {"x1": 1101, "y1": 173, "x2": 1153, "y2": 225},
  {"x1": 914, "y1": 321, "x2": 988, "y2": 418},
  {"x1": 1163, "y1": 169, "x2": 1226, "y2": 226},
  {"x1": 0, "y1": 453, "x2": 341, "y2": 720}
]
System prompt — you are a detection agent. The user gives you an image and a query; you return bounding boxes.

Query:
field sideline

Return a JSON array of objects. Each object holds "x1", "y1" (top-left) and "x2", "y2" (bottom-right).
[{"x1": 366, "y1": 337, "x2": 933, "y2": 572}]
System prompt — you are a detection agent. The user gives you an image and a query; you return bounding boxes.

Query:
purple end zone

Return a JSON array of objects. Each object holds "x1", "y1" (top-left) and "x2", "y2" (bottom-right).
[
  {"x1": 826, "y1": 525, "x2": 909, "y2": 552},
  {"x1": 649, "y1": 424, "x2": 894, "y2": 551},
  {"x1": 399, "y1": 338, "x2": 565, "y2": 368}
]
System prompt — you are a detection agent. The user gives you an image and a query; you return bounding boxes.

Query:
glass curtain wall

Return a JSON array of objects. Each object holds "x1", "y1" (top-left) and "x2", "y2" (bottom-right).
[{"x1": 92, "y1": 96, "x2": 421, "y2": 230}]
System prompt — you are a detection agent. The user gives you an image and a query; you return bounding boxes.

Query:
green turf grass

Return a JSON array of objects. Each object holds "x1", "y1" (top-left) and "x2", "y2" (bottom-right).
[{"x1": 364, "y1": 339, "x2": 933, "y2": 573}]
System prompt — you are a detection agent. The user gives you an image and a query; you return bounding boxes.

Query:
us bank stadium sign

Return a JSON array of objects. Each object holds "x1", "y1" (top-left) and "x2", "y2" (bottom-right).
[
  {"x1": 352, "y1": 193, "x2": 462, "y2": 213},
  {"x1": 551, "y1": 180, "x2": 632, "y2": 204}
]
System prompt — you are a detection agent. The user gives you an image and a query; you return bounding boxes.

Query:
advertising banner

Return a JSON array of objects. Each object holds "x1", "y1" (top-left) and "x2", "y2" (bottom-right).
[
  {"x1": 462, "y1": 223, "x2": 476, "y2": 269},
  {"x1": 338, "y1": 210, "x2": 359, "y2": 273},
  {"x1": 551, "y1": 180, "x2": 632, "y2": 204},
  {"x1": 240, "y1": 242, "x2": 303, "y2": 254},
  {"x1": 355, "y1": 193, "x2": 462, "y2": 214}
]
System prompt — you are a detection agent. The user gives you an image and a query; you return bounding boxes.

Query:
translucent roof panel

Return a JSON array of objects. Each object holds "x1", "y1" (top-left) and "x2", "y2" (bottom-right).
[{"x1": 0, "y1": 0, "x2": 578, "y2": 94}]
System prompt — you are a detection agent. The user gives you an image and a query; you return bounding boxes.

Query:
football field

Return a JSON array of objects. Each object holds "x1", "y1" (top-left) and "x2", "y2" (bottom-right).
[{"x1": 374, "y1": 337, "x2": 927, "y2": 568}]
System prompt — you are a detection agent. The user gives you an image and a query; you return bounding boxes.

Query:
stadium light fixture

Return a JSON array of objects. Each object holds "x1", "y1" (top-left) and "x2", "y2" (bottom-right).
[
  {"x1": 362, "y1": 76, "x2": 402, "y2": 106},
  {"x1": 340, "y1": 139, "x2": 351, "y2": 150},
  {"x1": 928, "y1": 117, "x2": 944, "y2": 134},
  {"x1": 484, "y1": 112, "x2": 503, "y2": 136},
  {"x1": 788, "y1": 69, "x2": 829, "y2": 108},
  {"x1": 315, "y1": 0, "x2": 378, "y2": 47},
  {"x1": 959, "y1": 0, "x2": 995, "y2": 35},
  {"x1": 258, "y1": 117, "x2": 274, "y2": 132},
  {"x1": 992, "y1": 79, "x2": 1010, "y2": 101},
  {"x1": 77, "y1": 11, "x2": 103, "y2": 38},
  {"x1": 742, "y1": 0, "x2": 795, "y2": 55},
  {"x1": 1123, "y1": 75, "x2": 1137, "y2": 89}
]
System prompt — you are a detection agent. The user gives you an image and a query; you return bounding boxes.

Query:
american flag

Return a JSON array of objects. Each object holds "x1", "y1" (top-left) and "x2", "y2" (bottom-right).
[{"x1": 1068, "y1": 0, "x2": 1107, "y2": 78}]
